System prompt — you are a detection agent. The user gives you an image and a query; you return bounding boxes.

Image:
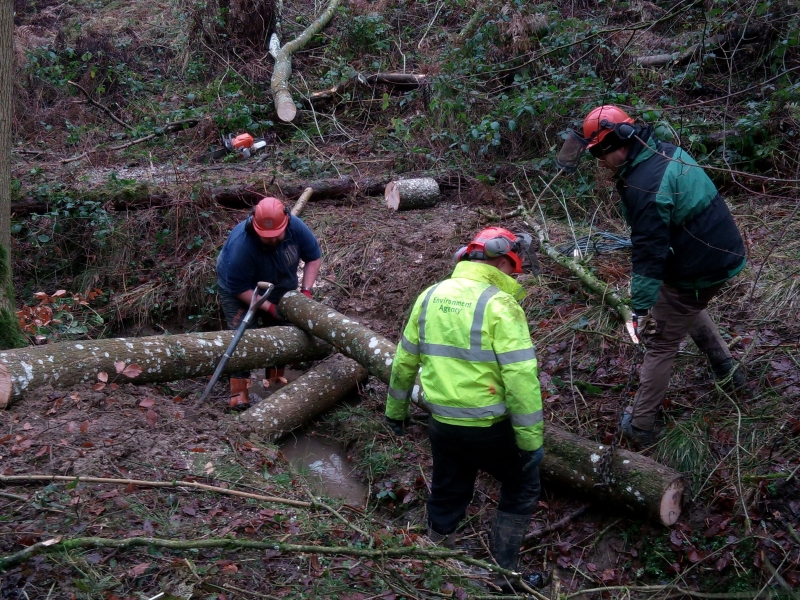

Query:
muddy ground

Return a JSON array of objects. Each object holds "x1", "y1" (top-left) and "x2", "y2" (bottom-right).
[{"x1": 3, "y1": 188, "x2": 800, "y2": 599}]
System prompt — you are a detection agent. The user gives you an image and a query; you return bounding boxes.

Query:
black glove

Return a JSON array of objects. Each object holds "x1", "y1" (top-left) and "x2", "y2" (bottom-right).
[
  {"x1": 632, "y1": 310, "x2": 656, "y2": 339},
  {"x1": 386, "y1": 416, "x2": 411, "y2": 436}
]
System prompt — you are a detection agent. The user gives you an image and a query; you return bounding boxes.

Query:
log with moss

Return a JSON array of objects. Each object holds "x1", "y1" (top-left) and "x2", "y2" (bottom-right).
[
  {"x1": 0, "y1": 327, "x2": 331, "y2": 409},
  {"x1": 279, "y1": 292, "x2": 685, "y2": 525},
  {"x1": 240, "y1": 353, "x2": 368, "y2": 441}
]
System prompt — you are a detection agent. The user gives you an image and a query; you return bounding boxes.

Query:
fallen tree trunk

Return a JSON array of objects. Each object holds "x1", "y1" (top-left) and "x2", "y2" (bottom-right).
[
  {"x1": 279, "y1": 293, "x2": 685, "y2": 525},
  {"x1": 0, "y1": 326, "x2": 331, "y2": 408},
  {"x1": 291, "y1": 187, "x2": 314, "y2": 217},
  {"x1": 636, "y1": 25, "x2": 766, "y2": 67},
  {"x1": 304, "y1": 73, "x2": 428, "y2": 106},
  {"x1": 385, "y1": 178, "x2": 440, "y2": 211},
  {"x1": 240, "y1": 353, "x2": 368, "y2": 441},
  {"x1": 271, "y1": 0, "x2": 340, "y2": 121}
]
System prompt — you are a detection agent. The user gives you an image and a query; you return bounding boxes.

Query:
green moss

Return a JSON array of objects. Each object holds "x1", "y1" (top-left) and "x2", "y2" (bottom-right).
[{"x1": 0, "y1": 244, "x2": 27, "y2": 350}]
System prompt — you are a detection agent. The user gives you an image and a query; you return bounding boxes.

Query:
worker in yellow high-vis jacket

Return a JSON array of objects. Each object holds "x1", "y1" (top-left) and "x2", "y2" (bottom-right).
[{"x1": 385, "y1": 227, "x2": 548, "y2": 590}]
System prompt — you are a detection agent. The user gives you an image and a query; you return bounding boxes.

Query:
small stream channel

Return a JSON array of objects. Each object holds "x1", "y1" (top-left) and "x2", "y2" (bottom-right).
[
  {"x1": 280, "y1": 433, "x2": 367, "y2": 506},
  {"x1": 248, "y1": 368, "x2": 368, "y2": 506}
]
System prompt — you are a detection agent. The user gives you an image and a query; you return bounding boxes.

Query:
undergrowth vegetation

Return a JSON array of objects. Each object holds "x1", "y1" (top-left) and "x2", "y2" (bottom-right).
[{"x1": 4, "y1": 0, "x2": 800, "y2": 598}]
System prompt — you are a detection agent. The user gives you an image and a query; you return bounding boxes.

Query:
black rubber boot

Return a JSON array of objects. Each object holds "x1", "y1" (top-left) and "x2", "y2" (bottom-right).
[
  {"x1": 427, "y1": 525, "x2": 457, "y2": 549},
  {"x1": 709, "y1": 356, "x2": 747, "y2": 390},
  {"x1": 490, "y1": 511, "x2": 550, "y2": 591}
]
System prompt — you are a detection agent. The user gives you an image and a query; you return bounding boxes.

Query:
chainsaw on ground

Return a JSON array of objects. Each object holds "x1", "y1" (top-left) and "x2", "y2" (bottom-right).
[{"x1": 199, "y1": 132, "x2": 267, "y2": 163}]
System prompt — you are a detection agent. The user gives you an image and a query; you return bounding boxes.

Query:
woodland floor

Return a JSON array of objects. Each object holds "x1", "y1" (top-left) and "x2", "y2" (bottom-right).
[{"x1": 3, "y1": 0, "x2": 800, "y2": 597}]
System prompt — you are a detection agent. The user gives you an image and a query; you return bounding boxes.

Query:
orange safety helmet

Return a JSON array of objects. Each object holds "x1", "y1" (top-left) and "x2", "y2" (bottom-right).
[
  {"x1": 251, "y1": 197, "x2": 289, "y2": 238},
  {"x1": 465, "y1": 227, "x2": 525, "y2": 274},
  {"x1": 582, "y1": 105, "x2": 634, "y2": 150}
]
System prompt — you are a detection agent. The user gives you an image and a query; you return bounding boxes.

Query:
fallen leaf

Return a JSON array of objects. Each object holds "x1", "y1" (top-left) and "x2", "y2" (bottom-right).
[
  {"x1": 127, "y1": 562, "x2": 150, "y2": 577},
  {"x1": 34, "y1": 445, "x2": 49, "y2": 458},
  {"x1": 97, "y1": 371, "x2": 108, "y2": 383},
  {"x1": 52, "y1": 290, "x2": 67, "y2": 297},
  {"x1": 139, "y1": 398, "x2": 155, "y2": 408},
  {"x1": 221, "y1": 563, "x2": 238, "y2": 574},
  {"x1": 66, "y1": 422, "x2": 79, "y2": 433},
  {"x1": 22, "y1": 423, "x2": 32, "y2": 431},
  {"x1": 122, "y1": 364, "x2": 143, "y2": 378},
  {"x1": 145, "y1": 410, "x2": 158, "y2": 427},
  {"x1": 114, "y1": 361, "x2": 126, "y2": 374},
  {"x1": 190, "y1": 447, "x2": 205, "y2": 453},
  {"x1": 80, "y1": 420, "x2": 89, "y2": 434},
  {"x1": 687, "y1": 548, "x2": 705, "y2": 563},
  {"x1": 93, "y1": 383, "x2": 106, "y2": 391}
]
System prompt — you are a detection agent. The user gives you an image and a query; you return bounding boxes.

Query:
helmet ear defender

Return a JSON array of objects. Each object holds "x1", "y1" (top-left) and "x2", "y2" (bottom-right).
[
  {"x1": 467, "y1": 236, "x2": 513, "y2": 261},
  {"x1": 598, "y1": 119, "x2": 636, "y2": 141}
]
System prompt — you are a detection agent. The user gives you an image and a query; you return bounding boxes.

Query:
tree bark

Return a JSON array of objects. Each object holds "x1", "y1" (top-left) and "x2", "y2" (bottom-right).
[
  {"x1": 271, "y1": 0, "x2": 340, "y2": 122},
  {"x1": 290, "y1": 187, "x2": 314, "y2": 217},
  {"x1": 0, "y1": 0, "x2": 27, "y2": 351},
  {"x1": 279, "y1": 293, "x2": 685, "y2": 525},
  {"x1": 385, "y1": 178, "x2": 441, "y2": 211},
  {"x1": 0, "y1": 326, "x2": 331, "y2": 408},
  {"x1": 239, "y1": 353, "x2": 368, "y2": 441}
]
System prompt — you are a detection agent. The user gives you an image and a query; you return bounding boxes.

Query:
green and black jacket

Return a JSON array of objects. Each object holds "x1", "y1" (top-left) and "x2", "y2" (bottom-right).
[{"x1": 616, "y1": 127, "x2": 746, "y2": 311}]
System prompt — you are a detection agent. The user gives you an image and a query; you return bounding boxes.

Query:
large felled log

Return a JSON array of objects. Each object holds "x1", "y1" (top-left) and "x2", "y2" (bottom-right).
[
  {"x1": 304, "y1": 73, "x2": 428, "y2": 106},
  {"x1": 0, "y1": 326, "x2": 330, "y2": 408},
  {"x1": 279, "y1": 293, "x2": 685, "y2": 525},
  {"x1": 385, "y1": 178, "x2": 441, "y2": 211},
  {"x1": 240, "y1": 353, "x2": 368, "y2": 441},
  {"x1": 271, "y1": 0, "x2": 339, "y2": 121},
  {"x1": 636, "y1": 25, "x2": 766, "y2": 67}
]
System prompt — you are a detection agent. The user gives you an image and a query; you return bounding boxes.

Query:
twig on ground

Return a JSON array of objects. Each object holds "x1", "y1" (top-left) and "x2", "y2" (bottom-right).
[
  {"x1": 0, "y1": 474, "x2": 311, "y2": 508},
  {"x1": 68, "y1": 80, "x2": 133, "y2": 131}
]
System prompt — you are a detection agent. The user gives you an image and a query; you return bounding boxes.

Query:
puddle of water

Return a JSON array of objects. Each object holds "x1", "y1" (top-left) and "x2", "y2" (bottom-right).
[{"x1": 280, "y1": 433, "x2": 367, "y2": 506}]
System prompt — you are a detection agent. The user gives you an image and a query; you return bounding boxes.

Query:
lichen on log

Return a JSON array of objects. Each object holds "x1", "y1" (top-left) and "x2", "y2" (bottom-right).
[{"x1": 0, "y1": 326, "x2": 331, "y2": 408}]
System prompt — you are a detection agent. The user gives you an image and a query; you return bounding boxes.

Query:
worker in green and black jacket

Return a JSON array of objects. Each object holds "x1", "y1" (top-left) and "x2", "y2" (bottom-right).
[
  {"x1": 385, "y1": 227, "x2": 548, "y2": 591},
  {"x1": 581, "y1": 105, "x2": 747, "y2": 447}
]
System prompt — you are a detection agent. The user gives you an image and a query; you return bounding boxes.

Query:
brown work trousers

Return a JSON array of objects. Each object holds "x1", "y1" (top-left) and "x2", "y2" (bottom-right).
[{"x1": 631, "y1": 283, "x2": 732, "y2": 431}]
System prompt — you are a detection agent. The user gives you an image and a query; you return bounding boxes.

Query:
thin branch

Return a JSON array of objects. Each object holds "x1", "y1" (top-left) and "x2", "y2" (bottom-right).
[
  {"x1": 0, "y1": 474, "x2": 311, "y2": 508},
  {"x1": 68, "y1": 80, "x2": 133, "y2": 131}
]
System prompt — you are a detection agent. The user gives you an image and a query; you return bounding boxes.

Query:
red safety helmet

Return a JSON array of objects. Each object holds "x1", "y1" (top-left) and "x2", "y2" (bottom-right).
[
  {"x1": 583, "y1": 105, "x2": 634, "y2": 150},
  {"x1": 251, "y1": 197, "x2": 289, "y2": 238},
  {"x1": 465, "y1": 227, "x2": 525, "y2": 274}
]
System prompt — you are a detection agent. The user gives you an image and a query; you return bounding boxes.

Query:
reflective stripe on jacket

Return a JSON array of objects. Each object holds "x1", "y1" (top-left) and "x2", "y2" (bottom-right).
[{"x1": 385, "y1": 261, "x2": 543, "y2": 451}]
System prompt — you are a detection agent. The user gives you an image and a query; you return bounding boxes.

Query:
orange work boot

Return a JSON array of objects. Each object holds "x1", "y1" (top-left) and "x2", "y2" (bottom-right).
[
  {"x1": 265, "y1": 366, "x2": 287, "y2": 388},
  {"x1": 229, "y1": 377, "x2": 251, "y2": 410}
]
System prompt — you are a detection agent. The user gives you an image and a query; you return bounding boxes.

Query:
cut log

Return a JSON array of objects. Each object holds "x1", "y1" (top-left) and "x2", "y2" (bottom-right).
[
  {"x1": 291, "y1": 187, "x2": 313, "y2": 217},
  {"x1": 0, "y1": 326, "x2": 330, "y2": 408},
  {"x1": 385, "y1": 178, "x2": 440, "y2": 211},
  {"x1": 240, "y1": 353, "x2": 368, "y2": 441},
  {"x1": 542, "y1": 427, "x2": 683, "y2": 526},
  {"x1": 279, "y1": 292, "x2": 685, "y2": 525},
  {"x1": 271, "y1": 0, "x2": 340, "y2": 122}
]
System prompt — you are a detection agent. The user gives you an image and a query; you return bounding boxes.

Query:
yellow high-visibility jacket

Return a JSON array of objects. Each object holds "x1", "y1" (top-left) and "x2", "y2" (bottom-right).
[{"x1": 386, "y1": 261, "x2": 543, "y2": 451}]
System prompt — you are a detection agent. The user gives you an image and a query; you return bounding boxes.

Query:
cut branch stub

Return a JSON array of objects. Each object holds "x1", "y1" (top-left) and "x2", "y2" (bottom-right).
[
  {"x1": 385, "y1": 178, "x2": 440, "y2": 211},
  {"x1": 0, "y1": 327, "x2": 331, "y2": 408}
]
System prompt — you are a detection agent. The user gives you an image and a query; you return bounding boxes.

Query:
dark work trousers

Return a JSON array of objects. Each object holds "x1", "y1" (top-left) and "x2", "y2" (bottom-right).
[
  {"x1": 427, "y1": 417, "x2": 542, "y2": 536},
  {"x1": 217, "y1": 289, "x2": 285, "y2": 379},
  {"x1": 632, "y1": 283, "x2": 731, "y2": 431}
]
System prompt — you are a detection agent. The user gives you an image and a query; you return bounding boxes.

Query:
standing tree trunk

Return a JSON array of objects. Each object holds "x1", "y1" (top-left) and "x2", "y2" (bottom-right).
[{"x1": 0, "y1": 0, "x2": 27, "y2": 351}]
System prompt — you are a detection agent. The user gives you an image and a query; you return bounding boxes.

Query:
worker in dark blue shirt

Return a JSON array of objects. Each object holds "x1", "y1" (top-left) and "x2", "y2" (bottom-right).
[{"x1": 216, "y1": 197, "x2": 322, "y2": 408}]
